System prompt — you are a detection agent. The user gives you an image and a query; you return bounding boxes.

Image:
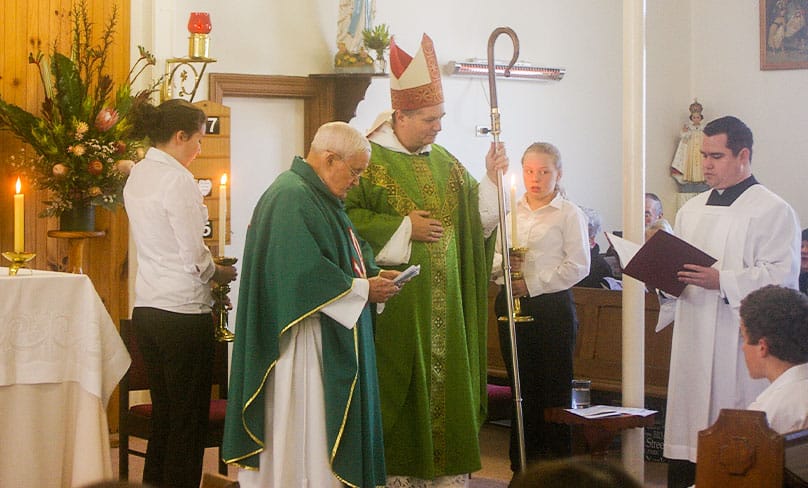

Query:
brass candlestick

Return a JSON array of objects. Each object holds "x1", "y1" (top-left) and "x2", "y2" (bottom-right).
[
  {"x1": 212, "y1": 256, "x2": 237, "y2": 342},
  {"x1": 498, "y1": 247, "x2": 534, "y2": 323},
  {"x1": 2, "y1": 251, "x2": 37, "y2": 276}
]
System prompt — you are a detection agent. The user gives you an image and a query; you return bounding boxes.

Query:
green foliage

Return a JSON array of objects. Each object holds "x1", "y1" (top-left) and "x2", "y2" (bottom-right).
[
  {"x1": 0, "y1": 0, "x2": 158, "y2": 217},
  {"x1": 362, "y1": 24, "x2": 391, "y2": 59}
]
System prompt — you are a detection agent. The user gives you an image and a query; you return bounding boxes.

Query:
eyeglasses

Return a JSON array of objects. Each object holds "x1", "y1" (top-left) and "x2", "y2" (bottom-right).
[{"x1": 336, "y1": 156, "x2": 364, "y2": 180}]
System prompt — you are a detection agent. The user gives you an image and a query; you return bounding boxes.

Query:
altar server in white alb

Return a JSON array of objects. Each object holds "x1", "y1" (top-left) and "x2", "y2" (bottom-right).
[{"x1": 662, "y1": 115, "x2": 801, "y2": 488}]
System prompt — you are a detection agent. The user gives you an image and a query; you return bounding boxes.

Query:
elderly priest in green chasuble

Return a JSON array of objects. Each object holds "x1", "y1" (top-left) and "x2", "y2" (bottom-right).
[
  {"x1": 223, "y1": 122, "x2": 403, "y2": 488},
  {"x1": 345, "y1": 34, "x2": 508, "y2": 485}
]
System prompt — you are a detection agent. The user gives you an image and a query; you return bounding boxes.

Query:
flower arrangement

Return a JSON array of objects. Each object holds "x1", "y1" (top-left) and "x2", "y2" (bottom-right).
[
  {"x1": 334, "y1": 41, "x2": 375, "y2": 69},
  {"x1": 0, "y1": 0, "x2": 157, "y2": 217},
  {"x1": 362, "y1": 24, "x2": 391, "y2": 65}
]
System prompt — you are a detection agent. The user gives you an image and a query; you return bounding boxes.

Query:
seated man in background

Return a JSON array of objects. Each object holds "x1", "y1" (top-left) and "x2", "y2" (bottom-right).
[
  {"x1": 645, "y1": 216, "x2": 673, "y2": 242},
  {"x1": 644, "y1": 192, "x2": 670, "y2": 231},
  {"x1": 740, "y1": 284, "x2": 808, "y2": 433},
  {"x1": 800, "y1": 228, "x2": 808, "y2": 294},
  {"x1": 577, "y1": 207, "x2": 616, "y2": 289},
  {"x1": 603, "y1": 192, "x2": 672, "y2": 278}
]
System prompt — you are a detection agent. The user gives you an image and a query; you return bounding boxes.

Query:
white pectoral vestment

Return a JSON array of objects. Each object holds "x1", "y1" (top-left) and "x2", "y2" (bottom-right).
[{"x1": 663, "y1": 184, "x2": 800, "y2": 462}]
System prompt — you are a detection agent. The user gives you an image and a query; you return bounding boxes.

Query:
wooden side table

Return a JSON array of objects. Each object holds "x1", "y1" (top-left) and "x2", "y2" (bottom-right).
[
  {"x1": 47, "y1": 230, "x2": 106, "y2": 274},
  {"x1": 544, "y1": 407, "x2": 657, "y2": 458}
]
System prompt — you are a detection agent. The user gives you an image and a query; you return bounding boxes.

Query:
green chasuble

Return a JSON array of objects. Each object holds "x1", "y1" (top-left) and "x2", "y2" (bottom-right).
[
  {"x1": 345, "y1": 142, "x2": 495, "y2": 478},
  {"x1": 222, "y1": 157, "x2": 385, "y2": 487}
]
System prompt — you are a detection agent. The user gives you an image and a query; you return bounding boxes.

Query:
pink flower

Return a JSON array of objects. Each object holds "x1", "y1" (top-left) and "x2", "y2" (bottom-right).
[
  {"x1": 52, "y1": 163, "x2": 69, "y2": 178},
  {"x1": 94, "y1": 108, "x2": 119, "y2": 132},
  {"x1": 116, "y1": 159, "x2": 135, "y2": 175},
  {"x1": 88, "y1": 159, "x2": 104, "y2": 175}
]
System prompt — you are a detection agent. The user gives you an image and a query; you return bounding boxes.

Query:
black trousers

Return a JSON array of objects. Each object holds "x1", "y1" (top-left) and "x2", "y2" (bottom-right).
[
  {"x1": 666, "y1": 458, "x2": 696, "y2": 488},
  {"x1": 496, "y1": 288, "x2": 577, "y2": 471},
  {"x1": 132, "y1": 307, "x2": 214, "y2": 488}
]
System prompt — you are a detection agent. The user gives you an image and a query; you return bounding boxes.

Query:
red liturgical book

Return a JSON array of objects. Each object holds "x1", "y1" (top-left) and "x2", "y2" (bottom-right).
[{"x1": 606, "y1": 231, "x2": 717, "y2": 297}]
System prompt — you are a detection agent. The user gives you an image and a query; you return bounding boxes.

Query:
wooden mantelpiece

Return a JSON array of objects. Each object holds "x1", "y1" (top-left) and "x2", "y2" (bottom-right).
[
  {"x1": 309, "y1": 73, "x2": 385, "y2": 123},
  {"x1": 208, "y1": 72, "x2": 381, "y2": 153}
]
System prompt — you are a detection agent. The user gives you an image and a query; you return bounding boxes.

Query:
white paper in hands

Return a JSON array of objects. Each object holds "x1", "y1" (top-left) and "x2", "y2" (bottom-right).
[{"x1": 393, "y1": 264, "x2": 420, "y2": 285}]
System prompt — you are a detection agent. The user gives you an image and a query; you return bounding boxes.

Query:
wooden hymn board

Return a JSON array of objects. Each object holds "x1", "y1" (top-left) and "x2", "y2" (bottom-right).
[{"x1": 192, "y1": 101, "x2": 230, "y2": 255}]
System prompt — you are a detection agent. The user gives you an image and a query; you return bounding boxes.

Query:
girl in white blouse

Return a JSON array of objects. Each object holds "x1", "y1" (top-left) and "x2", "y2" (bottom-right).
[{"x1": 494, "y1": 142, "x2": 590, "y2": 472}]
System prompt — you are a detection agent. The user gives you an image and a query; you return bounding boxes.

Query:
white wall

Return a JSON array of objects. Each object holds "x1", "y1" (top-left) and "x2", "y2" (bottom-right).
[
  {"x1": 132, "y1": 0, "x2": 630, "y2": 247},
  {"x1": 690, "y1": 1, "x2": 808, "y2": 225},
  {"x1": 647, "y1": 2, "x2": 691, "y2": 224},
  {"x1": 223, "y1": 97, "x2": 305, "y2": 315},
  {"x1": 354, "y1": 1, "x2": 625, "y2": 245},
  {"x1": 129, "y1": 0, "x2": 808, "y2": 280}
]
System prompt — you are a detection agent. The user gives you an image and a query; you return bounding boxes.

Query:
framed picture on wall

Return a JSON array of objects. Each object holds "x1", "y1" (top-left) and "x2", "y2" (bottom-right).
[{"x1": 760, "y1": 0, "x2": 808, "y2": 70}]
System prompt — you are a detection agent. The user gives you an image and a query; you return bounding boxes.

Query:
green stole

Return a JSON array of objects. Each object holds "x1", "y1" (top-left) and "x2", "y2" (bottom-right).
[
  {"x1": 345, "y1": 143, "x2": 495, "y2": 478},
  {"x1": 222, "y1": 157, "x2": 385, "y2": 487}
]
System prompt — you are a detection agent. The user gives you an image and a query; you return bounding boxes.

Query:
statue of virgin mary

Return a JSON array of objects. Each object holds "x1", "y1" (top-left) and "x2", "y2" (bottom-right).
[{"x1": 338, "y1": 0, "x2": 376, "y2": 54}]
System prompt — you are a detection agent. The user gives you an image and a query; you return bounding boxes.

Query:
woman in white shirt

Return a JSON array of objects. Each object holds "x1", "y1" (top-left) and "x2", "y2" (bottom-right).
[
  {"x1": 495, "y1": 142, "x2": 590, "y2": 471},
  {"x1": 124, "y1": 99, "x2": 237, "y2": 488}
]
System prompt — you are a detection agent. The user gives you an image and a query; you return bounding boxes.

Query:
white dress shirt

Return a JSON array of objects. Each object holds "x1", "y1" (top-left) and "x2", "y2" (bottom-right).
[
  {"x1": 124, "y1": 147, "x2": 216, "y2": 313},
  {"x1": 494, "y1": 192, "x2": 590, "y2": 297},
  {"x1": 748, "y1": 362, "x2": 808, "y2": 434}
]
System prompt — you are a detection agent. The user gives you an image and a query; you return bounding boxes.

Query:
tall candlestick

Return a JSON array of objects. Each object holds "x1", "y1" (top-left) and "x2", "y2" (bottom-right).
[
  {"x1": 219, "y1": 173, "x2": 227, "y2": 254},
  {"x1": 14, "y1": 178, "x2": 24, "y2": 252},
  {"x1": 510, "y1": 175, "x2": 518, "y2": 248}
]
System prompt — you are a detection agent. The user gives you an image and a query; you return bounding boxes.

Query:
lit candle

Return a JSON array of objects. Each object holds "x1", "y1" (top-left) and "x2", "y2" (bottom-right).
[
  {"x1": 510, "y1": 175, "x2": 518, "y2": 248},
  {"x1": 219, "y1": 173, "x2": 227, "y2": 254},
  {"x1": 14, "y1": 178, "x2": 24, "y2": 252}
]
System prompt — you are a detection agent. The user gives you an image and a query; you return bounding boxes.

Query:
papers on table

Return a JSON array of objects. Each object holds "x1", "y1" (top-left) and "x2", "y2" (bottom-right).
[{"x1": 565, "y1": 405, "x2": 658, "y2": 419}]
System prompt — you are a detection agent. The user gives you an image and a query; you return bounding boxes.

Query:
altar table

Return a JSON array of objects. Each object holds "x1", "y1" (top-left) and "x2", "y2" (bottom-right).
[{"x1": 0, "y1": 268, "x2": 131, "y2": 487}]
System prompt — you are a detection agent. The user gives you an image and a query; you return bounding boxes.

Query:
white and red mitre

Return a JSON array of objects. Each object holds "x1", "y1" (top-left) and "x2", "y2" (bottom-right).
[{"x1": 389, "y1": 33, "x2": 444, "y2": 111}]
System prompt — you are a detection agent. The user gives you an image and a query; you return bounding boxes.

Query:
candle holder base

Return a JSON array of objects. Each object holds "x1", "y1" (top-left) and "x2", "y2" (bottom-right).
[
  {"x1": 498, "y1": 247, "x2": 534, "y2": 323},
  {"x1": 498, "y1": 297, "x2": 536, "y2": 323},
  {"x1": 499, "y1": 311, "x2": 536, "y2": 323},
  {"x1": 2, "y1": 251, "x2": 37, "y2": 276},
  {"x1": 212, "y1": 256, "x2": 237, "y2": 342}
]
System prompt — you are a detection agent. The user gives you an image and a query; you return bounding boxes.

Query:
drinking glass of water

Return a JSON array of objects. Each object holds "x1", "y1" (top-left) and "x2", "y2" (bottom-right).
[{"x1": 571, "y1": 379, "x2": 591, "y2": 409}]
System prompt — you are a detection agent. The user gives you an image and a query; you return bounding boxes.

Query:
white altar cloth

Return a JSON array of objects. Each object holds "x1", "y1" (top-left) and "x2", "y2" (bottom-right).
[{"x1": 0, "y1": 268, "x2": 131, "y2": 487}]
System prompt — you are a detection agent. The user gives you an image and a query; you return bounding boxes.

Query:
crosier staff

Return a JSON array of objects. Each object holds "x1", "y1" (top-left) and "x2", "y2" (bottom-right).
[{"x1": 487, "y1": 26, "x2": 526, "y2": 472}]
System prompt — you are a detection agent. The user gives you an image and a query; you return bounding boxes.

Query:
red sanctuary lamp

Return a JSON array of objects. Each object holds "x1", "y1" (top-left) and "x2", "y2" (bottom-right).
[{"x1": 188, "y1": 12, "x2": 212, "y2": 59}]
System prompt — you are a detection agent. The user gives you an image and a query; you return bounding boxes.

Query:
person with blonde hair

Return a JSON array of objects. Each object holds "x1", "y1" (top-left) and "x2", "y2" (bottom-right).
[{"x1": 494, "y1": 142, "x2": 590, "y2": 472}]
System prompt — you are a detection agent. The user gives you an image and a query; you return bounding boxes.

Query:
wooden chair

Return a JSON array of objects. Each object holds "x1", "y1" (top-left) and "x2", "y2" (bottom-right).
[
  {"x1": 118, "y1": 318, "x2": 229, "y2": 479},
  {"x1": 695, "y1": 409, "x2": 808, "y2": 487}
]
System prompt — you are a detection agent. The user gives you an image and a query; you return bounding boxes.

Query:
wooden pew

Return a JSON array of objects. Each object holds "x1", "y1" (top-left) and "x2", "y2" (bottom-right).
[
  {"x1": 486, "y1": 285, "x2": 673, "y2": 399},
  {"x1": 695, "y1": 409, "x2": 808, "y2": 487}
]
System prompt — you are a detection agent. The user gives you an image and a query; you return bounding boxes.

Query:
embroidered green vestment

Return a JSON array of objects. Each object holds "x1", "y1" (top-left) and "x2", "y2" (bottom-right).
[
  {"x1": 222, "y1": 157, "x2": 385, "y2": 487},
  {"x1": 345, "y1": 143, "x2": 494, "y2": 478}
]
